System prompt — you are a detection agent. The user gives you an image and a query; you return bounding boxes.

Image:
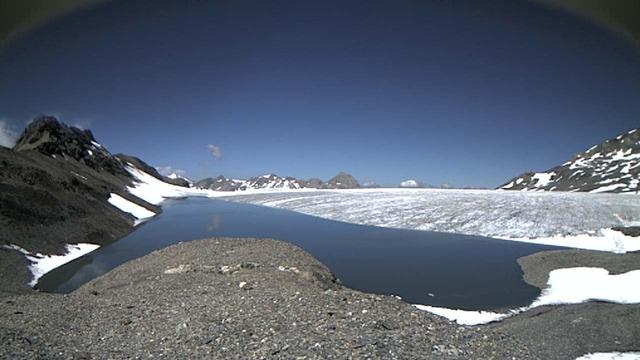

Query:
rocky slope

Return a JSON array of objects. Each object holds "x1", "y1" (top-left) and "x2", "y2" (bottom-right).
[
  {"x1": 195, "y1": 172, "x2": 361, "y2": 191},
  {"x1": 500, "y1": 128, "x2": 640, "y2": 193},
  {"x1": 0, "y1": 116, "x2": 188, "y2": 292}
]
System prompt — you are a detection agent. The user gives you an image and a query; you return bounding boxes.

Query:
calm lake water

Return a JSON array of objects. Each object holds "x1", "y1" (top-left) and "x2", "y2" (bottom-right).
[{"x1": 37, "y1": 198, "x2": 561, "y2": 310}]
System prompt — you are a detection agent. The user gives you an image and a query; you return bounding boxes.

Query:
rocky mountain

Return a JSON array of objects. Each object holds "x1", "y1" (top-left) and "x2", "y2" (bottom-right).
[
  {"x1": 327, "y1": 172, "x2": 361, "y2": 189},
  {"x1": 195, "y1": 172, "x2": 361, "y2": 191},
  {"x1": 1, "y1": 118, "x2": 143, "y2": 262},
  {"x1": 500, "y1": 128, "x2": 640, "y2": 193},
  {"x1": 14, "y1": 116, "x2": 129, "y2": 177},
  {"x1": 0, "y1": 116, "x2": 189, "y2": 273}
]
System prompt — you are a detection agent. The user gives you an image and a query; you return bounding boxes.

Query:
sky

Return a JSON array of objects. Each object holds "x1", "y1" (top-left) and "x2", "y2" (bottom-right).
[{"x1": 0, "y1": 0, "x2": 639, "y2": 188}]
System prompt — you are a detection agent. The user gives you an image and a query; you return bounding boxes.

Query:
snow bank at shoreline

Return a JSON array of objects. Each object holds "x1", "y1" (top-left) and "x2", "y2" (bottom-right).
[
  {"x1": 415, "y1": 266, "x2": 640, "y2": 325},
  {"x1": 413, "y1": 305, "x2": 512, "y2": 325},
  {"x1": 125, "y1": 165, "x2": 213, "y2": 205},
  {"x1": 4, "y1": 243, "x2": 100, "y2": 287},
  {"x1": 495, "y1": 228, "x2": 640, "y2": 254},
  {"x1": 107, "y1": 193, "x2": 156, "y2": 225}
]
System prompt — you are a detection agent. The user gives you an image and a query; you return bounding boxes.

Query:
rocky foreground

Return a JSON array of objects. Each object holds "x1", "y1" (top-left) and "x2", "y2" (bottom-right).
[
  {"x1": 1, "y1": 238, "x2": 537, "y2": 359},
  {"x1": 3, "y1": 238, "x2": 639, "y2": 359},
  {"x1": 491, "y1": 250, "x2": 640, "y2": 359}
]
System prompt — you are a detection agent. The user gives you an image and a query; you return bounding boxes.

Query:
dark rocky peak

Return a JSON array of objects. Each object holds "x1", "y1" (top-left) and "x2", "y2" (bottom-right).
[
  {"x1": 327, "y1": 172, "x2": 360, "y2": 189},
  {"x1": 14, "y1": 116, "x2": 128, "y2": 177}
]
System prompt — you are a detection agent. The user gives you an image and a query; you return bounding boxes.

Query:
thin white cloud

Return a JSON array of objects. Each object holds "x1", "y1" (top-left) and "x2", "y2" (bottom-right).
[
  {"x1": 207, "y1": 144, "x2": 222, "y2": 159},
  {"x1": 400, "y1": 179, "x2": 420, "y2": 188},
  {"x1": 72, "y1": 120, "x2": 92, "y2": 130},
  {"x1": 156, "y1": 166, "x2": 187, "y2": 178},
  {"x1": 0, "y1": 120, "x2": 18, "y2": 148}
]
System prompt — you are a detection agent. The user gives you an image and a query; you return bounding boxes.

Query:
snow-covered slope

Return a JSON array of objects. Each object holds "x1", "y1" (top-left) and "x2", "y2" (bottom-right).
[{"x1": 500, "y1": 129, "x2": 640, "y2": 193}]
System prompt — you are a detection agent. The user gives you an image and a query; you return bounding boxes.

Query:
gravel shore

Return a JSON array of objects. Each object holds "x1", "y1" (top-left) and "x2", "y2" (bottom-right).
[{"x1": 1, "y1": 238, "x2": 537, "y2": 359}]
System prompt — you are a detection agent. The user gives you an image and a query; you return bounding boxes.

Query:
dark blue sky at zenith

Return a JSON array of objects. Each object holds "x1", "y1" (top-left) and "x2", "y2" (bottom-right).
[{"x1": 0, "y1": 0, "x2": 639, "y2": 187}]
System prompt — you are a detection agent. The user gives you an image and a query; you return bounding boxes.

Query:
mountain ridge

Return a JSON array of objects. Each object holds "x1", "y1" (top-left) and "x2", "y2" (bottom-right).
[
  {"x1": 194, "y1": 172, "x2": 361, "y2": 191},
  {"x1": 500, "y1": 128, "x2": 640, "y2": 193}
]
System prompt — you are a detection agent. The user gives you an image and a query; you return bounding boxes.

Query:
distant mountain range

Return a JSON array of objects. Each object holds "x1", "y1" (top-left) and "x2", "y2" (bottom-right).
[
  {"x1": 500, "y1": 128, "x2": 640, "y2": 193},
  {"x1": 194, "y1": 172, "x2": 361, "y2": 191}
]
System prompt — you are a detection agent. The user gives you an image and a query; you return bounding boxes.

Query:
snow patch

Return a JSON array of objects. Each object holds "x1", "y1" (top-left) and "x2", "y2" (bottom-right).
[
  {"x1": 531, "y1": 267, "x2": 640, "y2": 306},
  {"x1": 4, "y1": 243, "x2": 100, "y2": 287},
  {"x1": 590, "y1": 183, "x2": 629, "y2": 193},
  {"x1": 497, "y1": 228, "x2": 640, "y2": 254},
  {"x1": 108, "y1": 193, "x2": 156, "y2": 225},
  {"x1": 576, "y1": 352, "x2": 640, "y2": 360},
  {"x1": 125, "y1": 166, "x2": 212, "y2": 205},
  {"x1": 416, "y1": 266, "x2": 640, "y2": 325},
  {"x1": 531, "y1": 172, "x2": 555, "y2": 187},
  {"x1": 413, "y1": 305, "x2": 511, "y2": 325}
]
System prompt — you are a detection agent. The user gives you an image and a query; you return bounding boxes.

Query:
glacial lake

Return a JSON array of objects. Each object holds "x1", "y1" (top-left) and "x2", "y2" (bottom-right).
[{"x1": 37, "y1": 198, "x2": 561, "y2": 310}]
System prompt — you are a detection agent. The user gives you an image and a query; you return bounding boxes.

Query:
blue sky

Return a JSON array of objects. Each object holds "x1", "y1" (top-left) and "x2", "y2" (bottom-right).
[{"x1": 0, "y1": 0, "x2": 639, "y2": 187}]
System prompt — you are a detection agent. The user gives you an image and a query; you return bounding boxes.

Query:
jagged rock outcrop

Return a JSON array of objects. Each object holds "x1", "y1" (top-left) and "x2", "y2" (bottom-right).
[
  {"x1": 246, "y1": 174, "x2": 304, "y2": 189},
  {"x1": 14, "y1": 116, "x2": 128, "y2": 177}
]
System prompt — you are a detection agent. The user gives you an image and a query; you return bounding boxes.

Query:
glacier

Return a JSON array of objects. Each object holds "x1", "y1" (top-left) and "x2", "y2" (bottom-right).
[{"x1": 221, "y1": 188, "x2": 640, "y2": 252}]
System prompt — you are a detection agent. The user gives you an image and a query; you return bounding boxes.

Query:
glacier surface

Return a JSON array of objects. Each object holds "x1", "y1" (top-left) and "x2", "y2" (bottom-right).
[{"x1": 221, "y1": 188, "x2": 640, "y2": 252}]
